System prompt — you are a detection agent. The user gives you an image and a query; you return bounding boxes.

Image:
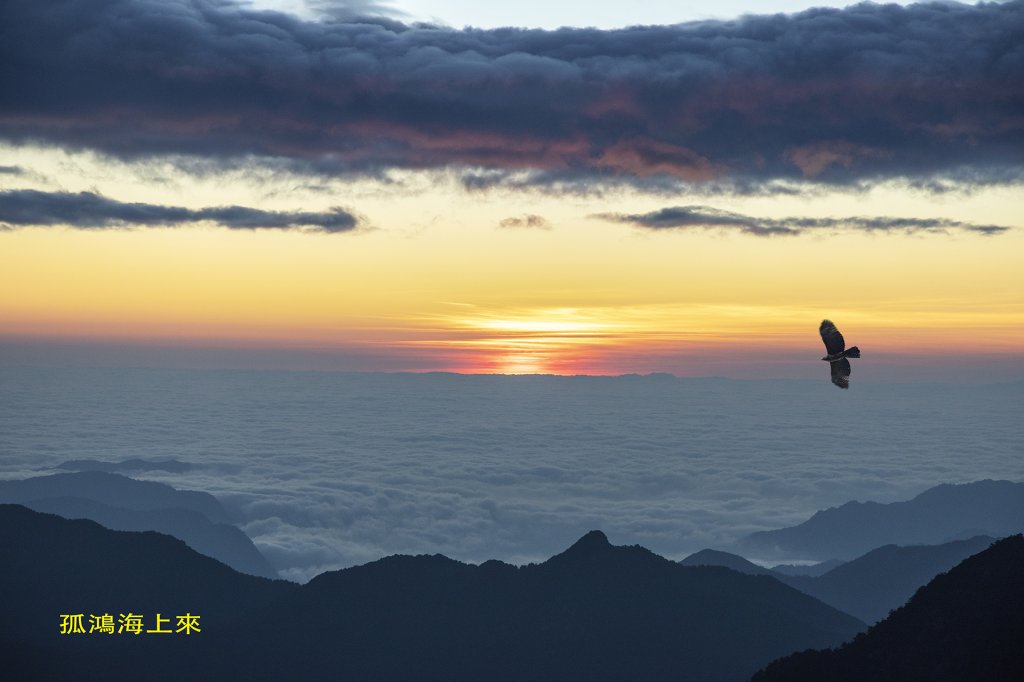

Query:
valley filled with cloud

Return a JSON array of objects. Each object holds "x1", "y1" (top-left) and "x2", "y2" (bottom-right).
[{"x1": 3, "y1": 368, "x2": 1019, "y2": 581}]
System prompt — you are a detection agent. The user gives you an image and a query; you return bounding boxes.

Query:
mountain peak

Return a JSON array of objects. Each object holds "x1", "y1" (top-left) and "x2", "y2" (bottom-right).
[
  {"x1": 551, "y1": 530, "x2": 613, "y2": 562},
  {"x1": 571, "y1": 529, "x2": 610, "y2": 549}
]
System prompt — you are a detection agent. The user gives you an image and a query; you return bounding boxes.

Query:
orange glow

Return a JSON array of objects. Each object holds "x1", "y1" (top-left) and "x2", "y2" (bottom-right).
[
  {"x1": 381, "y1": 301, "x2": 1024, "y2": 375},
  {"x1": 0, "y1": 159, "x2": 1021, "y2": 377}
]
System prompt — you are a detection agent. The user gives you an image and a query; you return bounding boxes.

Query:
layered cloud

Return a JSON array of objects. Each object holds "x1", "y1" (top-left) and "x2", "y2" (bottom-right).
[
  {"x1": 595, "y1": 205, "x2": 1011, "y2": 236},
  {"x1": 2, "y1": 369, "x2": 1022, "y2": 582},
  {"x1": 0, "y1": 189, "x2": 359, "y2": 232},
  {"x1": 1, "y1": 0, "x2": 1021, "y2": 189}
]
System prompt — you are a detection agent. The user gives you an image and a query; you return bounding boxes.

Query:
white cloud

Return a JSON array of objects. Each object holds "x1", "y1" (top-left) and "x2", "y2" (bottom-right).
[{"x1": 1, "y1": 368, "x2": 1020, "y2": 582}]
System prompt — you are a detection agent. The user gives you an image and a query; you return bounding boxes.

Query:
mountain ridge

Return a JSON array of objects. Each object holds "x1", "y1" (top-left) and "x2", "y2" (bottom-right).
[
  {"x1": 683, "y1": 536, "x2": 999, "y2": 624},
  {"x1": 752, "y1": 534, "x2": 1024, "y2": 681},
  {"x1": 0, "y1": 471, "x2": 276, "y2": 578},
  {"x1": 1, "y1": 507, "x2": 863, "y2": 681},
  {"x1": 736, "y1": 479, "x2": 1023, "y2": 561},
  {"x1": 0, "y1": 471, "x2": 231, "y2": 523}
]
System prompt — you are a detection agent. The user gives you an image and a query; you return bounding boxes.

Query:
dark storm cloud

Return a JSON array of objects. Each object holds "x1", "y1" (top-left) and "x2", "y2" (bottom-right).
[
  {"x1": 0, "y1": 188, "x2": 359, "y2": 232},
  {"x1": 0, "y1": 1, "x2": 1022, "y2": 188},
  {"x1": 459, "y1": 168, "x2": 811, "y2": 198},
  {"x1": 0, "y1": 166, "x2": 23, "y2": 175},
  {"x1": 594, "y1": 205, "x2": 1010, "y2": 236}
]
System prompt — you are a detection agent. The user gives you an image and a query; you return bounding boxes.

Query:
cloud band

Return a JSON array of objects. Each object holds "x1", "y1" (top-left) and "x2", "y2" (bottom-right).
[
  {"x1": 0, "y1": 189, "x2": 359, "y2": 233},
  {"x1": 594, "y1": 205, "x2": 1010, "y2": 236},
  {"x1": 0, "y1": 0, "x2": 1021, "y2": 188}
]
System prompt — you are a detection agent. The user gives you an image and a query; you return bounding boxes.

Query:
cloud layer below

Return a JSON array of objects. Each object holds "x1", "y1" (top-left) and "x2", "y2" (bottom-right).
[
  {"x1": 2, "y1": 368, "x2": 1020, "y2": 582},
  {"x1": 1, "y1": 0, "x2": 1021, "y2": 189}
]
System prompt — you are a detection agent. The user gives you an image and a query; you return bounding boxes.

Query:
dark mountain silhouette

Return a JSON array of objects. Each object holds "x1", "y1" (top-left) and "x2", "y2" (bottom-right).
[
  {"x1": 681, "y1": 550, "x2": 848, "y2": 580},
  {"x1": 680, "y1": 548, "x2": 775, "y2": 575},
  {"x1": 0, "y1": 504, "x2": 297, "y2": 679},
  {"x1": 0, "y1": 472, "x2": 276, "y2": 578},
  {"x1": 771, "y1": 559, "x2": 845, "y2": 577},
  {"x1": 678, "y1": 537, "x2": 998, "y2": 624},
  {"x1": 217, "y1": 529, "x2": 863, "y2": 681},
  {"x1": 1, "y1": 511, "x2": 863, "y2": 681},
  {"x1": 779, "y1": 535, "x2": 997, "y2": 624},
  {"x1": 0, "y1": 471, "x2": 231, "y2": 523},
  {"x1": 736, "y1": 480, "x2": 1023, "y2": 561},
  {"x1": 679, "y1": 532, "x2": 999, "y2": 622},
  {"x1": 752, "y1": 535, "x2": 1024, "y2": 682},
  {"x1": 18, "y1": 495, "x2": 277, "y2": 579}
]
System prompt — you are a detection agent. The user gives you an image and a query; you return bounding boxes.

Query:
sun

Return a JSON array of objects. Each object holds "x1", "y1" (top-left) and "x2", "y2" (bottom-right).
[
  {"x1": 490, "y1": 352, "x2": 547, "y2": 375},
  {"x1": 428, "y1": 309, "x2": 621, "y2": 374}
]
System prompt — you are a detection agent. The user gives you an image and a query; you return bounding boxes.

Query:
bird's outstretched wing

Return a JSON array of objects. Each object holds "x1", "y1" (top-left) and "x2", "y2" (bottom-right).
[
  {"x1": 830, "y1": 358, "x2": 851, "y2": 389},
  {"x1": 820, "y1": 319, "x2": 846, "y2": 356}
]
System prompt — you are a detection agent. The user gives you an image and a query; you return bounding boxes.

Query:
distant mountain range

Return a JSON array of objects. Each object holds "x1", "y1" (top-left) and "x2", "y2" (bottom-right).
[
  {"x1": 1, "y1": 507, "x2": 861, "y2": 681},
  {"x1": 3, "y1": 475, "x2": 1020, "y2": 679},
  {"x1": 684, "y1": 535, "x2": 997, "y2": 624},
  {"x1": 779, "y1": 536, "x2": 997, "y2": 624},
  {"x1": 770, "y1": 559, "x2": 845, "y2": 577},
  {"x1": 0, "y1": 472, "x2": 277, "y2": 579},
  {"x1": 0, "y1": 471, "x2": 230, "y2": 522},
  {"x1": 735, "y1": 479, "x2": 1024, "y2": 561},
  {"x1": 680, "y1": 548, "x2": 775, "y2": 575},
  {"x1": 752, "y1": 534, "x2": 1024, "y2": 681}
]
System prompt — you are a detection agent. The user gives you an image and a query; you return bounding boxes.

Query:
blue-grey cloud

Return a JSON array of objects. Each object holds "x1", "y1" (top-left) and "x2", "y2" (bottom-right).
[
  {"x1": 1, "y1": 0, "x2": 1021, "y2": 189},
  {"x1": 594, "y1": 205, "x2": 1011, "y2": 236},
  {"x1": 0, "y1": 188, "x2": 359, "y2": 232},
  {"x1": 0, "y1": 165, "x2": 23, "y2": 175},
  {"x1": 2, "y1": 368, "x2": 1021, "y2": 582}
]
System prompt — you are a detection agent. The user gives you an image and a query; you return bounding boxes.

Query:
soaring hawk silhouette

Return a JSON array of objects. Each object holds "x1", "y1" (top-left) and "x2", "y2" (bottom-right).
[{"x1": 820, "y1": 320, "x2": 861, "y2": 389}]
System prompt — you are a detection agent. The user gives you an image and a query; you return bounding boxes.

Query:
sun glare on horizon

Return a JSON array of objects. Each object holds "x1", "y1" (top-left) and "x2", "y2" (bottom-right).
[{"x1": 422, "y1": 310, "x2": 620, "y2": 374}]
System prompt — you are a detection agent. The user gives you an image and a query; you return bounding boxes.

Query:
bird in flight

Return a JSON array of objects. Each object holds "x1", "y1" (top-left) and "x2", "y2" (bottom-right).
[{"x1": 820, "y1": 320, "x2": 861, "y2": 389}]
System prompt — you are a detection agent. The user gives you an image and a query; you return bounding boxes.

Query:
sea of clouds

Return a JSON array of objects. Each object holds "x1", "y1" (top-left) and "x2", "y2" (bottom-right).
[{"x1": 1, "y1": 367, "x2": 1021, "y2": 582}]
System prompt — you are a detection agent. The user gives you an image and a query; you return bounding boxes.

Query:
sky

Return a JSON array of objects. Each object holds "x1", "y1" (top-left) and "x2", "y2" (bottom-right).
[
  {"x1": 1, "y1": 0, "x2": 1022, "y2": 379},
  {"x1": 250, "y1": 0, "x2": 938, "y2": 28}
]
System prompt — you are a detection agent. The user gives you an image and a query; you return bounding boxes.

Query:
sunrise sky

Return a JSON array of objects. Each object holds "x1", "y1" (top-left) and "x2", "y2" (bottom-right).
[{"x1": 1, "y1": 0, "x2": 1022, "y2": 379}]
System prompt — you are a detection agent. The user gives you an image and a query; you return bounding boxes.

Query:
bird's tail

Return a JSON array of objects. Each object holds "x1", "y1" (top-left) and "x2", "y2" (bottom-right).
[{"x1": 844, "y1": 346, "x2": 861, "y2": 358}]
